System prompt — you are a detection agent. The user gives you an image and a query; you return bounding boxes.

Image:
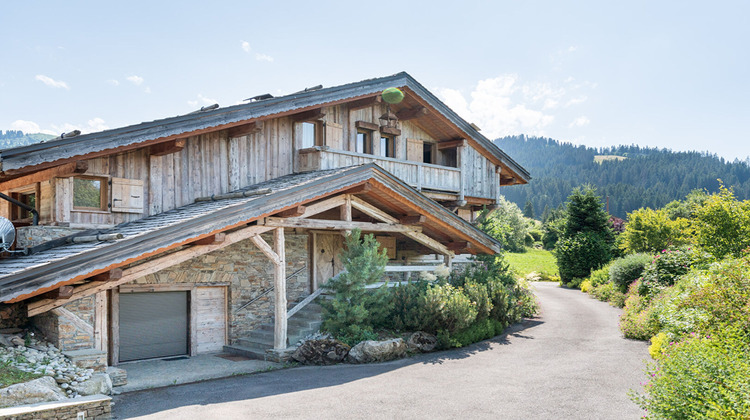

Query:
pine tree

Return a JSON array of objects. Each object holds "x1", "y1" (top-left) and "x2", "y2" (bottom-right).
[{"x1": 523, "y1": 200, "x2": 535, "y2": 219}]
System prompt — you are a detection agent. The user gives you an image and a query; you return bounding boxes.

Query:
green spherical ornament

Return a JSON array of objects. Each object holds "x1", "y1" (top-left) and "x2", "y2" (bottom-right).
[{"x1": 382, "y1": 87, "x2": 405, "y2": 104}]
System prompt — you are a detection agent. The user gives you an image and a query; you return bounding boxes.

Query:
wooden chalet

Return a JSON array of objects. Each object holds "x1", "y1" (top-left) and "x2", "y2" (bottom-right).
[{"x1": 0, "y1": 72, "x2": 529, "y2": 366}]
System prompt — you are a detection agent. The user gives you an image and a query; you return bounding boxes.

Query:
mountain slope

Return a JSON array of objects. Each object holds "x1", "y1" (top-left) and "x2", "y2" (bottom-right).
[
  {"x1": 0, "y1": 130, "x2": 55, "y2": 149},
  {"x1": 496, "y1": 135, "x2": 750, "y2": 219}
]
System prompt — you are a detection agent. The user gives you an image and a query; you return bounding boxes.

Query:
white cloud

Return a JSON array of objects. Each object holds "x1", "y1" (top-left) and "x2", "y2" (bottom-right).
[
  {"x1": 187, "y1": 94, "x2": 217, "y2": 108},
  {"x1": 436, "y1": 74, "x2": 555, "y2": 138},
  {"x1": 10, "y1": 120, "x2": 54, "y2": 135},
  {"x1": 568, "y1": 45, "x2": 578, "y2": 53},
  {"x1": 106, "y1": 79, "x2": 119, "y2": 86},
  {"x1": 144, "y1": 87, "x2": 151, "y2": 94},
  {"x1": 126, "y1": 75, "x2": 144, "y2": 86},
  {"x1": 255, "y1": 53, "x2": 274, "y2": 62},
  {"x1": 35, "y1": 74, "x2": 69, "y2": 89},
  {"x1": 241, "y1": 41, "x2": 251, "y2": 53},
  {"x1": 565, "y1": 95, "x2": 588, "y2": 107},
  {"x1": 86, "y1": 118, "x2": 109, "y2": 132},
  {"x1": 569, "y1": 116, "x2": 590, "y2": 128}
]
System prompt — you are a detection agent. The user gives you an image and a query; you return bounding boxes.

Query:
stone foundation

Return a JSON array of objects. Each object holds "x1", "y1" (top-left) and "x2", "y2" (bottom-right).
[
  {"x1": 32, "y1": 297, "x2": 95, "y2": 353},
  {"x1": 0, "y1": 394, "x2": 111, "y2": 420},
  {"x1": 131, "y1": 232, "x2": 310, "y2": 343},
  {"x1": 0, "y1": 303, "x2": 28, "y2": 329}
]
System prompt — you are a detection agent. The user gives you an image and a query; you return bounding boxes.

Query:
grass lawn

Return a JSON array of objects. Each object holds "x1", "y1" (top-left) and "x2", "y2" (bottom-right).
[
  {"x1": 504, "y1": 247, "x2": 559, "y2": 278},
  {"x1": 0, "y1": 364, "x2": 42, "y2": 388}
]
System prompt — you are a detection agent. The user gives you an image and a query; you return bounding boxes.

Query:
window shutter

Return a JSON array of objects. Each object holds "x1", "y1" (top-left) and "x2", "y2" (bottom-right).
[
  {"x1": 407, "y1": 138, "x2": 424, "y2": 162},
  {"x1": 325, "y1": 122, "x2": 343, "y2": 149},
  {"x1": 111, "y1": 178, "x2": 144, "y2": 213}
]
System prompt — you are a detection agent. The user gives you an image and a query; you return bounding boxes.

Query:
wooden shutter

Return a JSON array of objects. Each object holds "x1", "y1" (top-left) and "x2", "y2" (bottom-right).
[
  {"x1": 407, "y1": 138, "x2": 424, "y2": 162},
  {"x1": 325, "y1": 122, "x2": 343, "y2": 149},
  {"x1": 111, "y1": 178, "x2": 144, "y2": 213}
]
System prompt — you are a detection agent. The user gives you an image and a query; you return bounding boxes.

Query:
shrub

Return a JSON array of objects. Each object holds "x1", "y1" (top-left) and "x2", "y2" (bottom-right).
[
  {"x1": 463, "y1": 281, "x2": 492, "y2": 321},
  {"x1": 693, "y1": 185, "x2": 750, "y2": 259},
  {"x1": 579, "y1": 279, "x2": 592, "y2": 293},
  {"x1": 421, "y1": 284, "x2": 478, "y2": 334},
  {"x1": 619, "y1": 208, "x2": 691, "y2": 254},
  {"x1": 555, "y1": 231, "x2": 612, "y2": 283},
  {"x1": 609, "y1": 253, "x2": 651, "y2": 293},
  {"x1": 589, "y1": 282, "x2": 627, "y2": 308},
  {"x1": 588, "y1": 264, "x2": 611, "y2": 287},
  {"x1": 477, "y1": 197, "x2": 530, "y2": 253},
  {"x1": 633, "y1": 327, "x2": 750, "y2": 419},
  {"x1": 383, "y1": 281, "x2": 430, "y2": 332},
  {"x1": 438, "y1": 318, "x2": 507, "y2": 349},
  {"x1": 648, "y1": 332, "x2": 669, "y2": 360},
  {"x1": 620, "y1": 281, "x2": 660, "y2": 339},
  {"x1": 651, "y1": 256, "x2": 750, "y2": 338},
  {"x1": 638, "y1": 246, "x2": 708, "y2": 297}
]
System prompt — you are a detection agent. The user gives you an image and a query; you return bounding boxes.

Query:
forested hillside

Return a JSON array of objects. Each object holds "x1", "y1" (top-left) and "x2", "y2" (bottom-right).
[
  {"x1": 497, "y1": 135, "x2": 750, "y2": 219},
  {"x1": 0, "y1": 130, "x2": 55, "y2": 149}
]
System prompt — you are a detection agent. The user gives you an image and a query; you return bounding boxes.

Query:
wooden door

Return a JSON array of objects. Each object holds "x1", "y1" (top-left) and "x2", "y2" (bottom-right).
[
  {"x1": 313, "y1": 232, "x2": 344, "y2": 290},
  {"x1": 195, "y1": 287, "x2": 227, "y2": 354}
]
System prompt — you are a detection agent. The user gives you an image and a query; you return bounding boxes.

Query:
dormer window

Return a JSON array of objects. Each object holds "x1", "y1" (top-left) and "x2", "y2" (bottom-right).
[{"x1": 73, "y1": 176, "x2": 108, "y2": 211}]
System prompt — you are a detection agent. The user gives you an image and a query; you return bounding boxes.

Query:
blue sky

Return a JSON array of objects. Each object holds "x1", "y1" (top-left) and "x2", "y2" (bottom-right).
[{"x1": 1, "y1": 1, "x2": 748, "y2": 161}]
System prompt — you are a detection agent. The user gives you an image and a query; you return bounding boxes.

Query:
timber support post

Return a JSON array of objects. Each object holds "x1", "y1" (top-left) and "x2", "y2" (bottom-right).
[{"x1": 273, "y1": 227, "x2": 287, "y2": 350}]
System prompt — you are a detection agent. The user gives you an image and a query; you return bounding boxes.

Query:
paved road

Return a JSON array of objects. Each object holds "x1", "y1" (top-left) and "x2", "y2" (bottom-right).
[{"x1": 113, "y1": 283, "x2": 649, "y2": 419}]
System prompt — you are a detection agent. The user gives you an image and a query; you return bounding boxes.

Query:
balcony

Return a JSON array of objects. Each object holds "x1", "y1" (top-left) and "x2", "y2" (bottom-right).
[{"x1": 298, "y1": 147, "x2": 461, "y2": 194}]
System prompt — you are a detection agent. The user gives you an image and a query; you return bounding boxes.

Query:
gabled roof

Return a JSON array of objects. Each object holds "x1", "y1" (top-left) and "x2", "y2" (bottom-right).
[
  {"x1": 0, "y1": 163, "x2": 502, "y2": 303},
  {"x1": 0, "y1": 72, "x2": 530, "y2": 182}
]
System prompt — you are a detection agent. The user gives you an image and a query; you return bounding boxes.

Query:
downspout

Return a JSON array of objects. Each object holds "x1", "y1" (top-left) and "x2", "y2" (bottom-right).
[{"x1": 0, "y1": 192, "x2": 39, "y2": 225}]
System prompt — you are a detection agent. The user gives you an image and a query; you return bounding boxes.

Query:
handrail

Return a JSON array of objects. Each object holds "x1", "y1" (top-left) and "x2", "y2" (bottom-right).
[
  {"x1": 235, "y1": 265, "x2": 307, "y2": 312},
  {"x1": 286, "y1": 270, "x2": 345, "y2": 319},
  {"x1": 315, "y1": 148, "x2": 461, "y2": 172}
]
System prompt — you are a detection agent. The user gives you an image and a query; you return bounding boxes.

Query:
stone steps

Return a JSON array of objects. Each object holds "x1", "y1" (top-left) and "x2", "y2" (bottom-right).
[{"x1": 224, "y1": 295, "x2": 324, "y2": 360}]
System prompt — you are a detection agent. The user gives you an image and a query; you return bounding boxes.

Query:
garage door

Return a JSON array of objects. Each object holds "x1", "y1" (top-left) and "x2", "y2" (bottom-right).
[{"x1": 119, "y1": 291, "x2": 188, "y2": 362}]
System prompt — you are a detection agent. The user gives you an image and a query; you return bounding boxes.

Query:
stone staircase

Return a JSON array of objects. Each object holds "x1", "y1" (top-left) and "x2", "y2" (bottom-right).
[{"x1": 224, "y1": 298, "x2": 323, "y2": 361}]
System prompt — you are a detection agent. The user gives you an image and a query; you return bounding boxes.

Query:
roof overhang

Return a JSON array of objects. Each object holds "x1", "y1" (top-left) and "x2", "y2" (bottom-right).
[
  {"x1": 0, "y1": 72, "x2": 529, "y2": 183},
  {"x1": 0, "y1": 164, "x2": 501, "y2": 305}
]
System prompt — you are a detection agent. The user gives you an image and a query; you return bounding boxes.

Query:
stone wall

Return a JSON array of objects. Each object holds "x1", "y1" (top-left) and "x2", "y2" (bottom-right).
[
  {"x1": 15, "y1": 226, "x2": 85, "y2": 249},
  {"x1": 0, "y1": 394, "x2": 111, "y2": 420},
  {"x1": 132, "y1": 232, "x2": 310, "y2": 343},
  {"x1": 0, "y1": 302, "x2": 28, "y2": 329},
  {"x1": 32, "y1": 298, "x2": 96, "y2": 353}
]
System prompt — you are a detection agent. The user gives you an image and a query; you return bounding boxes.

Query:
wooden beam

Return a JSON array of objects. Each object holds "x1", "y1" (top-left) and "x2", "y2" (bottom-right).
[
  {"x1": 437, "y1": 139, "x2": 467, "y2": 150},
  {"x1": 43, "y1": 285, "x2": 74, "y2": 300},
  {"x1": 447, "y1": 241, "x2": 469, "y2": 252},
  {"x1": 149, "y1": 139, "x2": 186, "y2": 157},
  {"x1": 395, "y1": 106, "x2": 428, "y2": 121},
  {"x1": 294, "y1": 195, "x2": 346, "y2": 218},
  {"x1": 89, "y1": 268, "x2": 123, "y2": 283},
  {"x1": 399, "y1": 215, "x2": 425, "y2": 225},
  {"x1": 276, "y1": 205, "x2": 307, "y2": 218},
  {"x1": 227, "y1": 121, "x2": 264, "y2": 138},
  {"x1": 192, "y1": 233, "x2": 226, "y2": 246},
  {"x1": 273, "y1": 227, "x2": 287, "y2": 350},
  {"x1": 348, "y1": 95, "x2": 382, "y2": 110},
  {"x1": 0, "y1": 161, "x2": 88, "y2": 190},
  {"x1": 249, "y1": 234, "x2": 281, "y2": 265},
  {"x1": 348, "y1": 195, "x2": 454, "y2": 257},
  {"x1": 341, "y1": 195, "x2": 352, "y2": 236},
  {"x1": 261, "y1": 217, "x2": 420, "y2": 233},
  {"x1": 27, "y1": 225, "x2": 275, "y2": 316},
  {"x1": 379, "y1": 126, "x2": 401, "y2": 136},
  {"x1": 290, "y1": 109, "x2": 325, "y2": 122},
  {"x1": 354, "y1": 121, "x2": 379, "y2": 131},
  {"x1": 94, "y1": 291, "x2": 108, "y2": 351}
]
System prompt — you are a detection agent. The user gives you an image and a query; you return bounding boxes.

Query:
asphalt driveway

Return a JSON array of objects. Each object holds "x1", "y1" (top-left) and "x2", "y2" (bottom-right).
[{"x1": 113, "y1": 282, "x2": 649, "y2": 419}]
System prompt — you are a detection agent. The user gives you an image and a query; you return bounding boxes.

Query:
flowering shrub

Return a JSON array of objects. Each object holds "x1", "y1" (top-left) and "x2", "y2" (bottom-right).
[
  {"x1": 609, "y1": 253, "x2": 651, "y2": 292},
  {"x1": 619, "y1": 281, "x2": 660, "y2": 339},
  {"x1": 638, "y1": 246, "x2": 708, "y2": 297},
  {"x1": 648, "y1": 332, "x2": 669, "y2": 360},
  {"x1": 633, "y1": 328, "x2": 750, "y2": 419}
]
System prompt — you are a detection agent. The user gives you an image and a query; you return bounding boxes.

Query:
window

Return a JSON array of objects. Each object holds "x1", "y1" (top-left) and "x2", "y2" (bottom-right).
[
  {"x1": 9, "y1": 184, "x2": 39, "y2": 223},
  {"x1": 356, "y1": 130, "x2": 372, "y2": 154},
  {"x1": 73, "y1": 177, "x2": 108, "y2": 211},
  {"x1": 300, "y1": 122, "x2": 317, "y2": 149},
  {"x1": 423, "y1": 142, "x2": 434, "y2": 164},
  {"x1": 379, "y1": 135, "x2": 394, "y2": 158}
]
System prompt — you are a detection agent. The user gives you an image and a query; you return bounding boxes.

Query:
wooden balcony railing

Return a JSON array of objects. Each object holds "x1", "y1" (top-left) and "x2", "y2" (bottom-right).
[{"x1": 298, "y1": 147, "x2": 462, "y2": 194}]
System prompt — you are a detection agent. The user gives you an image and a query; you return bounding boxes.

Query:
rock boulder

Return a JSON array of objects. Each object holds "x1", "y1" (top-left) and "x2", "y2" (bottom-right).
[
  {"x1": 292, "y1": 339, "x2": 350, "y2": 365},
  {"x1": 407, "y1": 331, "x2": 438, "y2": 352},
  {"x1": 0, "y1": 376, "x2": 66, "y2": 408},
  {"x1": 70, "y1": 373, "x2": 112, "y2": 396},
  {"x1": 347, "y1": 338, "x2": 407, "y2": 364}
]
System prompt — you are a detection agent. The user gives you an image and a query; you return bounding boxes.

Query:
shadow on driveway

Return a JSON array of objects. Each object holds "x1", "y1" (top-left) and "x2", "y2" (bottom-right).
[{"x1": 113, "y1": 317, "x2": 544, "y2": 419}]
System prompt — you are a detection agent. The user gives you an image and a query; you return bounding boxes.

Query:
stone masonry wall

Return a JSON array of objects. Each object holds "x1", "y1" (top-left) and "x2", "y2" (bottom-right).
[
  {"x1": 0, "y1": 394, "x2": 111, "y2": 420},
  {"x1": 32, "y1": 297, "x2": 95, "y2": 352},
  {"x1": 132, "y1": 232, "x2": 310, "y2": 343},
  {"x1": 15, "y1": 226, "x2": 85, "y2": 249}
]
